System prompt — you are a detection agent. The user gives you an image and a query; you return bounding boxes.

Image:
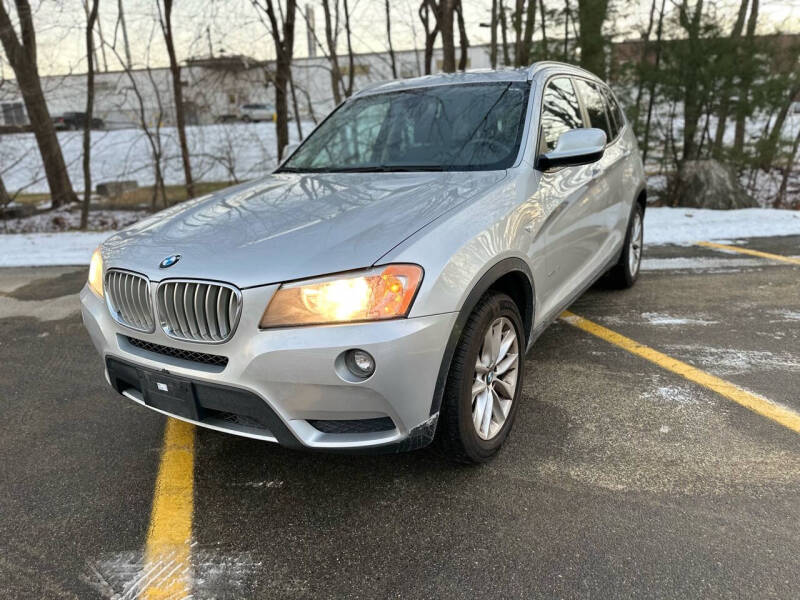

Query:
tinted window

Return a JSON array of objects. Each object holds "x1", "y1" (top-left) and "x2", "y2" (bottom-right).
[
  {"x1": 281, "y1": 82, "x2": 530, "y2": 172},
  {"x1": 603, "y1": 87, "x2": 625, "y2": 136},
  {"x1": 575, "y1": 79, "x2": 612, "y2": 144},
  {"x1": 539, "y1": 77, "x2": 584, "y2": 152}
]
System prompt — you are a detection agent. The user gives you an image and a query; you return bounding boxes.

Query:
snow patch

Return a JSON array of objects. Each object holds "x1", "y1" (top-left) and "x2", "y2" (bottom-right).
[
  {"x1": 0, "y1": 232, "x2": 110, "y2": 267},
  {"x1": 666, "y1": 345, "x2": 800, "y2": 375},
  {"x1": 644, "y1": 207, "x2": 800, "y2": 246},
  {"x1": 641, "y1": 312, "x2": 717, "y2": 326}
]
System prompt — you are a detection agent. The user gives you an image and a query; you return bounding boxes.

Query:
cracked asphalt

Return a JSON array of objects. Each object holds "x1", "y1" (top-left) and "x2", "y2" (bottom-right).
[{"x1": 1, "y1": 237, "x2": 799, "y2": 599}]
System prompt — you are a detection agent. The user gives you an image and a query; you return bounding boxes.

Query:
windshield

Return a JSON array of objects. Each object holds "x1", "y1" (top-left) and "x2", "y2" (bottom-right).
[{"x1": 279, "y1": 82, "x2": 530, "y2": 173}]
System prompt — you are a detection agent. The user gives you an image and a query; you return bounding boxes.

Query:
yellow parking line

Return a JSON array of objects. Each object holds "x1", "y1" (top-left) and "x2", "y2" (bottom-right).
[
  {"x1": 561, "y1": 310, "x2": 800, "y2": 435},
  {"x1": 696, "y1": 241, "x2": 800, "y2": 265},
  {"x1": 143, "y1": 418, "x2": 195, "y2": 599}
]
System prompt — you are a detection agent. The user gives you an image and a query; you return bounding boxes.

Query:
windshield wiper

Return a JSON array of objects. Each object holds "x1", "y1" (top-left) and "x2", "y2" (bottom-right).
[{"x1": 324, "y1": 165, "x2": 447, "y2": 173}]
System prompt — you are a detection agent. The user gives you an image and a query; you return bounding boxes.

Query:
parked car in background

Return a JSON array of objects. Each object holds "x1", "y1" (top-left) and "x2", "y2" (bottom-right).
[
  {"x1": 82, "y1": 62, "x2": 646, "y2": 463},
  {"x1": 53, "y1": 112, "x2": 105, "y2": 130},
  {"x1": 239, "y1": 103, "x2": 276, "y2": 122}
]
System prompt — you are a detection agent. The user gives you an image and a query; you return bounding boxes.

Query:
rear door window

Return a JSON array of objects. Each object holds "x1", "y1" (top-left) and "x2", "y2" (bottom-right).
[
  {"x1": 575, "y1": 79, "x2": 612, "y2": 144},
  {"x1": 539, "y1": 77, "x2": 584, "y2": 152}
]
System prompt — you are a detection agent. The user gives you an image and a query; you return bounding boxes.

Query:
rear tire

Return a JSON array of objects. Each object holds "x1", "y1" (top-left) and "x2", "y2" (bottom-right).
[
  {"x1": 437, "y1": 292, "x2": 524, "y2": 464},
  {"x1": 606, "y1": 202, "x2": 644, "y2": 289}
]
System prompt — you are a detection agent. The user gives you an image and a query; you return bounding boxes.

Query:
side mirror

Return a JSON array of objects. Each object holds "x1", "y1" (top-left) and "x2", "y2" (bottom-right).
[{"x1": 536, "y1": 128, "x2": 606, "y2": 170}]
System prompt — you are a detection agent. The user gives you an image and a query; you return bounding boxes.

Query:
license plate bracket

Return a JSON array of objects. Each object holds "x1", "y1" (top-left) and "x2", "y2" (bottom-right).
[{"x1": 141, "y1": 371, "x2": 200, "y2": 421}]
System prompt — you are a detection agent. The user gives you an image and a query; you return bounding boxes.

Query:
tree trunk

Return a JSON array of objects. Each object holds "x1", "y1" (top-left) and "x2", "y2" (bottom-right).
[
  {"x1": 81, "y1": 0, "x2": 100, "y2": 231},
  {"x1": 289, "y1": 72, "x2": 303, "y2": 139},
  {"x1": 161, "y1": 0, "x2": 194, "y2": 199},
  {"x1": 438, "y1": 0, "x2": 457, "y2": 73},
  {"x1": 773, "y1": 126, "x2": 800, "y2": 208},
  {"x1": 577, "y1": 0, "x2": 609, "y2": 76},
  {"x1": 419, "y1": 0, "x2": 439, "y2": 74},
  {"x1": 513, "y1": 0, "x2": 523, "y2": 66},
  {"x1": 117, "y1": 0, "x2": 132, "y2": 68},
  {"x1": 633, "y1": 0, "x2": 657, "y2": 127},
  {"x1": 563, "y1": 0, "x2": 570, "y2": 60},
  {"x1": 761, "y1": 82, "x2": 800, "y2": 170},
  {"x1": 343, "y1": 0, "x2": 355, "y2": 96},
  {"x1": 520, "y1": 0, "x2": 536, "y2": 66},
  {"x1": 678, "y1": 0, "x2": 704, "y2": 162},
  {"x1": 499, "y1": 0, "x2": 510, "y2": 65},
  {"x1": 641, "y1": 0, "x2": 666, "y2": 164},
  {"x1": 321, "y1": 0, "x2": 343, "y2": 104},
  {"x1": 0, "y1": 172, "x2": 10, "y2": 207},
  {"x1": 385, "y1": 0, "x2": 397, "y2": 78},
  {"x1": 259, "y1": 0, "x2": 297, "y2": 161},
  {"x1": 712, "y1": 0, "x2": 749, "y2": 155},
  {"x1": 0, "y1": 0, "x2": 77, "y2": 209},
  {"x1": 734, "y1": 0, "x2": 758, "y2": 154},
  {"x1": 455, "y1": 0, "x2": 469, "y2": 71},
  {"x1": 538, "y1": 0, "x2": 548, "y2": 59},
  {"x1": 489, "y1": 0, "x2": 498, "y2": 68}
]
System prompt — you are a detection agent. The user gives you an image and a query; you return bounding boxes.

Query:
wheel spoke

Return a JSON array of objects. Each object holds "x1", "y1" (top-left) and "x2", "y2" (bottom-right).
[
  {"x1": 471, "y1": 379, "x2": 486, "y2": 399},
  {"x1": 497, "y1": 328, "x2": 515, "y2": 362},
  {"x1": 480, "y1": 389, "x2": 493, "y2": 437},
  {"x1": 495, "y1": 353, "x2": 518, "y2": 376},
  {"x1": 491, "y1": 388, "x2": 508, "y2": 420},
  {"x1": 494, "y1": 374, "x2": 516, "y2": 399}
]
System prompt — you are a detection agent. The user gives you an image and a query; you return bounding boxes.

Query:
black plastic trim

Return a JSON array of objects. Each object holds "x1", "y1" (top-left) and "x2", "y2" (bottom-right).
[
  {"x1": 429, "y1": 257, "x2": 534, "y2": 417},
  {"x1": 105, "y1": 356, "x2": 303, "y2": 449}
]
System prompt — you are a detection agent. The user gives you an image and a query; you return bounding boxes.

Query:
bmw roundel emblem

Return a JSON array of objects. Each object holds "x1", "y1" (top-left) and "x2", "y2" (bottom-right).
[{"x1": 159, "y1": 254, "x2": 181, "y2": 269}]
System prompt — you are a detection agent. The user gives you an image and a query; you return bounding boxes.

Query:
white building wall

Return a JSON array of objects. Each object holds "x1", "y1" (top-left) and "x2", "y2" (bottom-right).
[{"x1": 0, "y1": 44, "x2": 495, "y2": 128}]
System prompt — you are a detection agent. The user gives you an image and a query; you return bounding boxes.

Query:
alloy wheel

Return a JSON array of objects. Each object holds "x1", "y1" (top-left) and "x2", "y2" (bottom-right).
[{"x1": 471, "y1": 316, "x2": 519, "y2": 440}]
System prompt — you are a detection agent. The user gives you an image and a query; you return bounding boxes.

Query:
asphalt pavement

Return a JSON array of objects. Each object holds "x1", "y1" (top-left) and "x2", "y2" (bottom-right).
[{"x1": 1, "y1": 237, "x2": 799, "y2": 599}]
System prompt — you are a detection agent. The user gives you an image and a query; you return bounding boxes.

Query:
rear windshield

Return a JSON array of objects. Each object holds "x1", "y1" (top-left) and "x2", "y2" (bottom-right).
[{"x1": 279, "y1": 82, "x2": 530, "y2": 173}]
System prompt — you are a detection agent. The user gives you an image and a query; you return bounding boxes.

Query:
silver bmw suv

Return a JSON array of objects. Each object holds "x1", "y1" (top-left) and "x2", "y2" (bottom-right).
[{"x1": 81, "y1": 62, "x2": 646, "y2": 462}]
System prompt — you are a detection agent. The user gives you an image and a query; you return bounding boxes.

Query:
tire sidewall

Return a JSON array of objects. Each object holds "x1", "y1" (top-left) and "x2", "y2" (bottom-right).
[
  {"x1": 621, "y1": 203, "x2": 644, "y2": 286},
  {"x1": 456, "y1": 294, "x2": 525, "y2": 461}
]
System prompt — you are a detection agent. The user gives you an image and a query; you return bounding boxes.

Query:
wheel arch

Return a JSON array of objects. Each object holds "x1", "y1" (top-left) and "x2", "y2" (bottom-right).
[{"x1": 428, "y1": 257, "x2": 535, "y2": 417}]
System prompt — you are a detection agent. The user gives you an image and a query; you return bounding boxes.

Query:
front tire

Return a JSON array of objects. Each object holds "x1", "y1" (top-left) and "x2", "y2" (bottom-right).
[
  {"x1": 437, "y1": 292, "x2": 524, "y2": 463},
  {"x1": 607, "y1": 202, "x2": 644, "y2": 288}
]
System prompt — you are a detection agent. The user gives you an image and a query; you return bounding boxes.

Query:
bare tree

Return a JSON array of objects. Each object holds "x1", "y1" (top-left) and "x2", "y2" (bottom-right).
[
  {"x1": 419, "y1": 0, "x2": 439, "y2": 74},
  {"x1": 421, "y1": 0, "x2": 457, "y2": 73},
  {"x1": 385, "y1": 0, "x2": 397, "y2": 78},
  {"x1": 733, "y1": 0, "x2": 758, "y2": 154},
  {"x1": 641, "y1": 0, "x2": 666, "y2": 163},
  {"x1": 116, "y1": 0, "x2": 132, "y2": 69},
  {"x1": 499, "y1": 0, "x2": 510, "y2": 65},
  {"x1": 455, "y1": 0, "x2": 469, "y2": 70},
  {"x1": 320, "y1": 0, "x2": 344, "y2": 104},
  {"x1": 0, "y1": 0, "x2": 77, "y2": 208},
  {"x1": 711, "y1": 0, "x2": 749, "y2": 155},
  {"x1": 512, "y1": 0, "x2": 535, "y2": 66},
  {"x1": 80, "y1": 0, "x2": 100, "y2": 230},
  {"x1": 538, "y1": 0, "x2": 548, "y2": 59},
  {"x1": 253, "y1": 0, "x2": 297, "y2": 161},
  {"x1": 342, "y1": 0, "x2": 355, "y2": 96},
  {"x1": 159, "y1": 0, "x2": 195, "y2": 198},
  {"x1": 489, "y1": 0, "x2": 498, "y2": 68},
  {"x1": 0, "y1": 172, "x2": 10, "y2": 208},
  {"x1": 576, "y1": 0, "x2": 609, "y2": 76}
]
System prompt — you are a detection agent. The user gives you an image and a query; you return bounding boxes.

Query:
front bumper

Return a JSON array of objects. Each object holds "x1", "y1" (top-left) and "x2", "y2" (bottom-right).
[{"x1": 80, "y1": 284, "x2": 456, "y2": 451}]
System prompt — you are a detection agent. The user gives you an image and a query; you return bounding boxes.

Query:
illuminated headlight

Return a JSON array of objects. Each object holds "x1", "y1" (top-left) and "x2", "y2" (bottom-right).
[
  {"x1": 260, "y1": 264, "x2": 423, "y2": 328},
  {"x1": 88, "y1": 247, "x2": 104, "y2": 297}
]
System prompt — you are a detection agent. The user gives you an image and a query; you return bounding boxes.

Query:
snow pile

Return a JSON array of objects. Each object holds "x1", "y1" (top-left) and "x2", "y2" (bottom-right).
[
  {"x1": 3, "y1": 206, "x2": 148, "y2": 233},
  {"x1": 0, "y1": 232, "x2": 110, "y2": 267},
  {"x1": 644, "y1": 207, "x2": 800, "y2": 246}
]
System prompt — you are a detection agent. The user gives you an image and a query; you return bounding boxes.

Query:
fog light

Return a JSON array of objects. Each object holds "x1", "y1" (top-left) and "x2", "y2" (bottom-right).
[{"x1": 346, "y1": 349, "x2": 375, "y2": 378}]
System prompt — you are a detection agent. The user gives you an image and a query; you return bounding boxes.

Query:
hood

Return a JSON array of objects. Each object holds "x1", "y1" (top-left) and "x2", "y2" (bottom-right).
[{"x1": 102, "y1": 171, "x2": 506, "y2": 288}]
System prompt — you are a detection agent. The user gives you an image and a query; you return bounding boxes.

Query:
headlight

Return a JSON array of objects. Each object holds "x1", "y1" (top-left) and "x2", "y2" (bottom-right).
[
  {"x1": 260, "y1": 264, "x2": 423, "y2": 328},
  {"x1": 88, "y1": 247, "x2": 104, "y2": 297}
]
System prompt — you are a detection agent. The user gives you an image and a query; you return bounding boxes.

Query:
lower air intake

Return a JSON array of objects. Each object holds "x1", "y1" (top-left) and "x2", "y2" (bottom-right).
[{"x1": 307, "y1": 417, "x2": 396, "y2": 434}]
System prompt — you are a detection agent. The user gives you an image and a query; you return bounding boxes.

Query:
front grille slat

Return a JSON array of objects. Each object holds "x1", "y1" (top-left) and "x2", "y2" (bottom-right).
[
  {"x1": 105, "y1": 270, "x2": 154, "y2": 333},
  {"x1": 157, "y1": 279, "x2": 241, "y2": 343}
]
